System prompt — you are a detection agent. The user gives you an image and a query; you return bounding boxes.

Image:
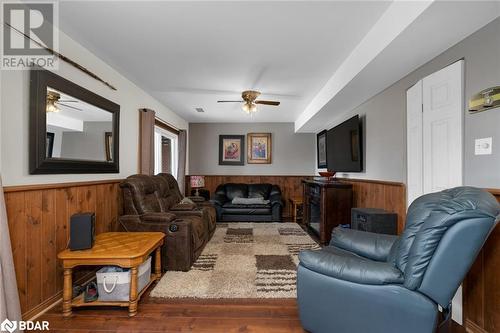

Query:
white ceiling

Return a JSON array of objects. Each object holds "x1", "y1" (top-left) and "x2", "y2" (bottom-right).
[
  {"x1": 58, "y1": 1, "x2": 499, "y2": 130},
  {"x1": 295, "y1": 0, "x2": 500, "y2": 132},
  {"x1": 48, "y1": 88, "x2": 112, "y2": 122},
  {"x1": 59, "y1": 1, "x2": 391, "y2": 123}
]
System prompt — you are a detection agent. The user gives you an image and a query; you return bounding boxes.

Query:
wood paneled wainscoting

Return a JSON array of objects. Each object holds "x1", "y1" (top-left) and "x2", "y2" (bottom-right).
[
  {"x1": 337, "y1": 178, "x2": 406, "y2": 233},
  {"x1": 3, "y1": 180, "x2": 122, "y2": 319},
  {"x1": 186, "y1": 175, "x2": 314, "y2": 218},
  {"x1": 185, "y1": 176, "x2": 407, "y2": 230},
  {"x1": 464, "y1": 189, "x2": 500, "y2": 333}
]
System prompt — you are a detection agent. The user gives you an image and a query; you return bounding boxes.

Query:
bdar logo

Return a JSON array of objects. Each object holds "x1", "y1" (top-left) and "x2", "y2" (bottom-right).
[{"x1": 0, "y1": 319, "x2": 17, "y2": 333}]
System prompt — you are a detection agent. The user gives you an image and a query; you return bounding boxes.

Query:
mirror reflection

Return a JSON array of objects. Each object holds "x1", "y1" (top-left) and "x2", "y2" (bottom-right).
[{"x1": 45, "y1": 87, "x2": 114, "y2": 162}]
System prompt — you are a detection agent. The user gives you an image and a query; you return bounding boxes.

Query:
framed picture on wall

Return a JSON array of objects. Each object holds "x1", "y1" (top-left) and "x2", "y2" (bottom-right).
[
  {"x1": 247, "y1": 133, "x2": 272, "y2": 164},
  {"x1": 219, "y1": 135, "x2": 245, "y2": 165},
  {"x1": 317, "y1": 130, "x2": 327, "y2": 168}
]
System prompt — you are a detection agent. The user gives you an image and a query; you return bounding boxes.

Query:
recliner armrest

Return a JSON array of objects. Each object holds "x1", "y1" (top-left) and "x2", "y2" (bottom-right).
[
  {"x1": 170, "y1": 203, "x2": 197, "y2": 211},
  {"x1": 167, "y1": 209, "x2": 203, "y2": 217},
  {"x1": 330, "y1": 227, "x2": 398, "y2": 262},
  {"x1": 299, "y1": 248, "x2": 404, "y2": 285},
  {"x1": 140, "y1": 212, "x2": 177, "y2": 223}
]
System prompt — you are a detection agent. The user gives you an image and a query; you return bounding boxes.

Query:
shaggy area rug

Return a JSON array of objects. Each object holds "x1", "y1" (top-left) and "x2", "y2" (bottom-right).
[{"x1": 150, "y1": 222, "x2": 321, "y2": 299}]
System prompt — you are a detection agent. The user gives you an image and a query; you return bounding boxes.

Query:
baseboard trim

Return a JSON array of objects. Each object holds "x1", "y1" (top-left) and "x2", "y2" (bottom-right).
[
  {"x1": 25, "y1": 271, "x2": 96, "y2": 321},
  {"x1": 465, "y1": 319, "x2": 488, "y2": 333}
]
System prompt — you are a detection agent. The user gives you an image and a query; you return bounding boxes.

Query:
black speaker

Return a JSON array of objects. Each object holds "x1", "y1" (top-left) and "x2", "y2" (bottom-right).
[
  {"x1": 351, "y1": 208, "x2": 397, "y2": 235},
  {"x1": 69, "y1": 212, "x2": 95, "y2": 251}
]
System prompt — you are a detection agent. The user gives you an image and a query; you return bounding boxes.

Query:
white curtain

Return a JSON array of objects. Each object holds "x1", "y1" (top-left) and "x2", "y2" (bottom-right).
[{"x1": 0, "y1": 175, "x2": 22, "y2": 328}]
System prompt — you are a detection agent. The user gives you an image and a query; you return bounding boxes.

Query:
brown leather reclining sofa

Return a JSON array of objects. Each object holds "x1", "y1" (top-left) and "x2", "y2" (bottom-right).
[{"x1": 119, "y1": 173, "x2": 216, "y2": 271}]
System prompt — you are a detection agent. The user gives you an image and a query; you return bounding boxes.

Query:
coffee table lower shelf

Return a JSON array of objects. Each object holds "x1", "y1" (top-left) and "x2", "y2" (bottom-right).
[{"x1": 71, "y1": 276, "x2": 157, "y2": 309}]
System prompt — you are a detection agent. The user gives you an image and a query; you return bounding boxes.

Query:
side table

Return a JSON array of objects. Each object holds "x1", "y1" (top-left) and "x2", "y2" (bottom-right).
[
  {"x1": 289, "y1": 197, "x2": 304, "y2": 223},
  {"x1": 57, "y1": 232, "x2": 165, "y2": 317}
]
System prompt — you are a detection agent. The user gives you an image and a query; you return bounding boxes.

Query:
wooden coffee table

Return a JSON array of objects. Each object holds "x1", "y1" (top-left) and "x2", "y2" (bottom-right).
[{"x1": 58, "y1": 232, "x2": 165, "y2": 317}]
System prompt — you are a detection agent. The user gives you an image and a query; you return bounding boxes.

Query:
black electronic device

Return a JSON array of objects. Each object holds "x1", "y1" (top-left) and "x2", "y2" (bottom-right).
[
  {"x1": 69, "y1": 212, "x2": 95, "y2": 251},
  {"x1": 351, "y1": 208, "x2": 397, "y2": 235}
]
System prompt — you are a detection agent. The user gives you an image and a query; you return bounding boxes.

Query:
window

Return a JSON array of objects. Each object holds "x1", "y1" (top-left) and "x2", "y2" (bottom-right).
[{"x1": 154, "y1": 124, "x2": 178, "y2": 177}]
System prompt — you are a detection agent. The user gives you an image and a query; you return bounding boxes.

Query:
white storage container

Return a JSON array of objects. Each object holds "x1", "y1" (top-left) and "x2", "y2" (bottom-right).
[{"x1": 96, "y1": 256, "x2": 151, "y2": 302}]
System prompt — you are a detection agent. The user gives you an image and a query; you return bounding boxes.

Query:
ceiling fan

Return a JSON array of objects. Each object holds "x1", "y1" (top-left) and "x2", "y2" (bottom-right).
[
  {"x1": 46, "y1": 91, "x2": 82, "y2": 113},
  {"x1": 217, "y1": 90, "x2": 280, "y2": 114}
]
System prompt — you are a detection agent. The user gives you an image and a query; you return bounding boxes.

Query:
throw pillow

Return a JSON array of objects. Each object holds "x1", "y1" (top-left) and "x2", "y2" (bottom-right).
[{"x1": 232, "y1": 197, "x2": 270, "y2": 205}]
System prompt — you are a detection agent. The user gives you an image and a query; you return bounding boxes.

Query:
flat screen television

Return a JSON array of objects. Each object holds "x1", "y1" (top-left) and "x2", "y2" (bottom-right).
[{"x1": 327, "y1": 115, "x2": 362, "y2": 172}]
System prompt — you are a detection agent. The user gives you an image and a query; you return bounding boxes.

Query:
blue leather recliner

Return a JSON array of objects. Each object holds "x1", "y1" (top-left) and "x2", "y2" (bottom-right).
[{"x1": 297, "y1": 187, "x2": 500, "y2": 333}]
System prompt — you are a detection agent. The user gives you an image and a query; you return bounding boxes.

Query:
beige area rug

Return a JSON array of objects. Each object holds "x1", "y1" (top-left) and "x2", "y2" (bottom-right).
[{"x1": 150, "y1": 222, "x2": 321, "y2": 299}]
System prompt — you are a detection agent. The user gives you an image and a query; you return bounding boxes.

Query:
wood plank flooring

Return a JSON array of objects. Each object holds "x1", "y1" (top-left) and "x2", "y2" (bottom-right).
[
  {"x1": 40, "y1": 296, "x2": 304, "y2": 332},
  {"x1": 39, "y1": 290, "x2": 467, "y2": 333}
]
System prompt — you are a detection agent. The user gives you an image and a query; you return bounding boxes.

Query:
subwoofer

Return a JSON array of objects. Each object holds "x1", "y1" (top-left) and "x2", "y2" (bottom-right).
[
  {"x1": 69, "y1": 212, "x2": 95, "y2": 250},
  {"x1": 351, "y1": 208, "x2": 397, "y2": 235}
]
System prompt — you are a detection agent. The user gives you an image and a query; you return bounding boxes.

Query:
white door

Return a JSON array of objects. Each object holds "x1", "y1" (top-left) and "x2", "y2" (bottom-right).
[
  {"x1": 422, "y1": 60, "x2": 464, "y2": 194},
  {"x1": 406, "y1": 60, "x2": 464, "y2": 324},
  {"x1": 406, "y1": 81, "x2": 423, "y2": 206}
]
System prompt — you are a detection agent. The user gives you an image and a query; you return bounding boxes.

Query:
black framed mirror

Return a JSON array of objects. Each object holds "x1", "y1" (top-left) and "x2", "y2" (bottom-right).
[{"x1": 29, "y1": 68, "x2": 120, "y2": 174}]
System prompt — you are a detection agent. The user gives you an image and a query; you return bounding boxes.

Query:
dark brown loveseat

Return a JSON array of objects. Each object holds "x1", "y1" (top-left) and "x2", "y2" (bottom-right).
[{"x1": 119, "y1": 173, "x2": 216, "y2": 271}]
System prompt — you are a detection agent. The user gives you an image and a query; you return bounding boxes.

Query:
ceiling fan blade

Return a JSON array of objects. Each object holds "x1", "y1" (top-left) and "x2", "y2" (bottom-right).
[
  {"x1": 255, "y1": 100, "x2": 280, "y2": 106},
  {"x1": 57, "y1": 102, "x2": 82, "y2": 111},
  {"x1": 217, "y1": 100, "x2": 243, "y2": 103}
]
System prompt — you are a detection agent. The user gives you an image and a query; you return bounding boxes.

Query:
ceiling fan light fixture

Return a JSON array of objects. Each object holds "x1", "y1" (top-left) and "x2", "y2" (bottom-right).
[
  {"x1": 46, "y1": 100, "x2": 60, "y2": 113},
  {"x1": 242, "y1": 102, "x2": 257, "y2": 114},
  {"x1": 46, "y1": 91, "x2": 61, "y2": 113}
]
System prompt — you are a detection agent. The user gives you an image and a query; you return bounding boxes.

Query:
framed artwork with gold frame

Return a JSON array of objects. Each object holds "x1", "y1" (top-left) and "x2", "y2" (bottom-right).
[{"x1": 247, "y1": 133, "x2": 272, "y2": 164}]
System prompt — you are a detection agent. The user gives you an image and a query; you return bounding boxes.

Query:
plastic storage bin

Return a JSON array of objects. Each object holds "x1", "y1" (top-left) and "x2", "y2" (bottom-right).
[{"x1": 96, "y1": 256, "x2": 151, "y2": 302}]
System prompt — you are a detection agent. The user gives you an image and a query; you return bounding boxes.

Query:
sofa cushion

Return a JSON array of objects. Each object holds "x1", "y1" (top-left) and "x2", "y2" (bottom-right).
[
  {"x1": 221, "y1": 203, "x2": 271, "y2": 215},
  {"x1": 225, "y1": 184, "x2": 248, "y2": 200},
  {"x1": 125, "y1": 175, "x2": 162, "y2": 214},
  {"x1": 157, "y1": 173, "x2": 183, "y2": 202},
  {"x1": 248, "y1": 184, "x2": 272, "y2": 199}
]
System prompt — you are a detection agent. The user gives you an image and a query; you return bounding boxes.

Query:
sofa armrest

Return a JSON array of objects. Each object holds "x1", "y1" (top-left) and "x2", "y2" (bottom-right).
[
  {"x1": 330, "y1": 227, "x2": 398, "y2": 262},
  {"x1": 139, "y1": 212, "x2": 177, "y2": 223},
  {"x1": 299, "y1": 249, "x2": 403, "y2": 285},
  {"x1": 167, "y1": 209, "x2": 203, "y2": 218},
  {"x1": 170, "y1": 203, "x2": 197, "y2": 211},
  {"x1": 211, "y1": 194, "x2": 228, "y2": 206},
  {"x1": 270, "y1": 184, "x2": 282, "y2": 196},
  {"x1": 269, "y1": 193, "x2": 283, "y2": 207},
  {"x1": 119, "y1": 214, "x2": 189, "y2": 232}
]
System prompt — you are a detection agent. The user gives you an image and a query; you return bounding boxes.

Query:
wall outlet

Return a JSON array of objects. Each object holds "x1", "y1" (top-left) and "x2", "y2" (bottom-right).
[{"x1": 475, "y1": 137, "x2": 492, "y2": 155}]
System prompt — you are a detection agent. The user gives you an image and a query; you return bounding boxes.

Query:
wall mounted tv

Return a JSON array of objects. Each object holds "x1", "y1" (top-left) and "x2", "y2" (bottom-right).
[{"x1": 326, "y1": 115, "x2": 362, "y2": 172}]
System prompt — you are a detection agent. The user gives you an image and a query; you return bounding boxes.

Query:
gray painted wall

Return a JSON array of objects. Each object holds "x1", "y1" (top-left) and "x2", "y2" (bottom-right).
[
  {"x1": 323, "y1": 18, "x2": 500, "y2": 188},
  {"x1": 61, "y1": 122, "x2": 112, "y2": 161},
  {"x1": 189, "y1": 123, "x2": 315, "y2": 175}
]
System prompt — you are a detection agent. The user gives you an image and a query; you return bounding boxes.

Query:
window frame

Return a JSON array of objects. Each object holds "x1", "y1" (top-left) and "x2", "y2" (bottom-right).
[{"x1": 154, "y1": 120, "x2": 179, "y2": 177}]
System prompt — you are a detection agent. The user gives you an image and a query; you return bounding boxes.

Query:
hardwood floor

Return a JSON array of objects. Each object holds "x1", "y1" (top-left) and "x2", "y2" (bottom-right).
[
  {"x1": 40, "y1": 296, "x2": 304, "y2": 332},
  {"x1": 39, "y1": 289, "x2": 467, "y2": 333}
]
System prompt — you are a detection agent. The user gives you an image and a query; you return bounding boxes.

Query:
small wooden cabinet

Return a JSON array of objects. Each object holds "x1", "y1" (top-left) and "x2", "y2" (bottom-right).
[{"x1": 302, "y1": 179, "x2": 353, "y2": 244}]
